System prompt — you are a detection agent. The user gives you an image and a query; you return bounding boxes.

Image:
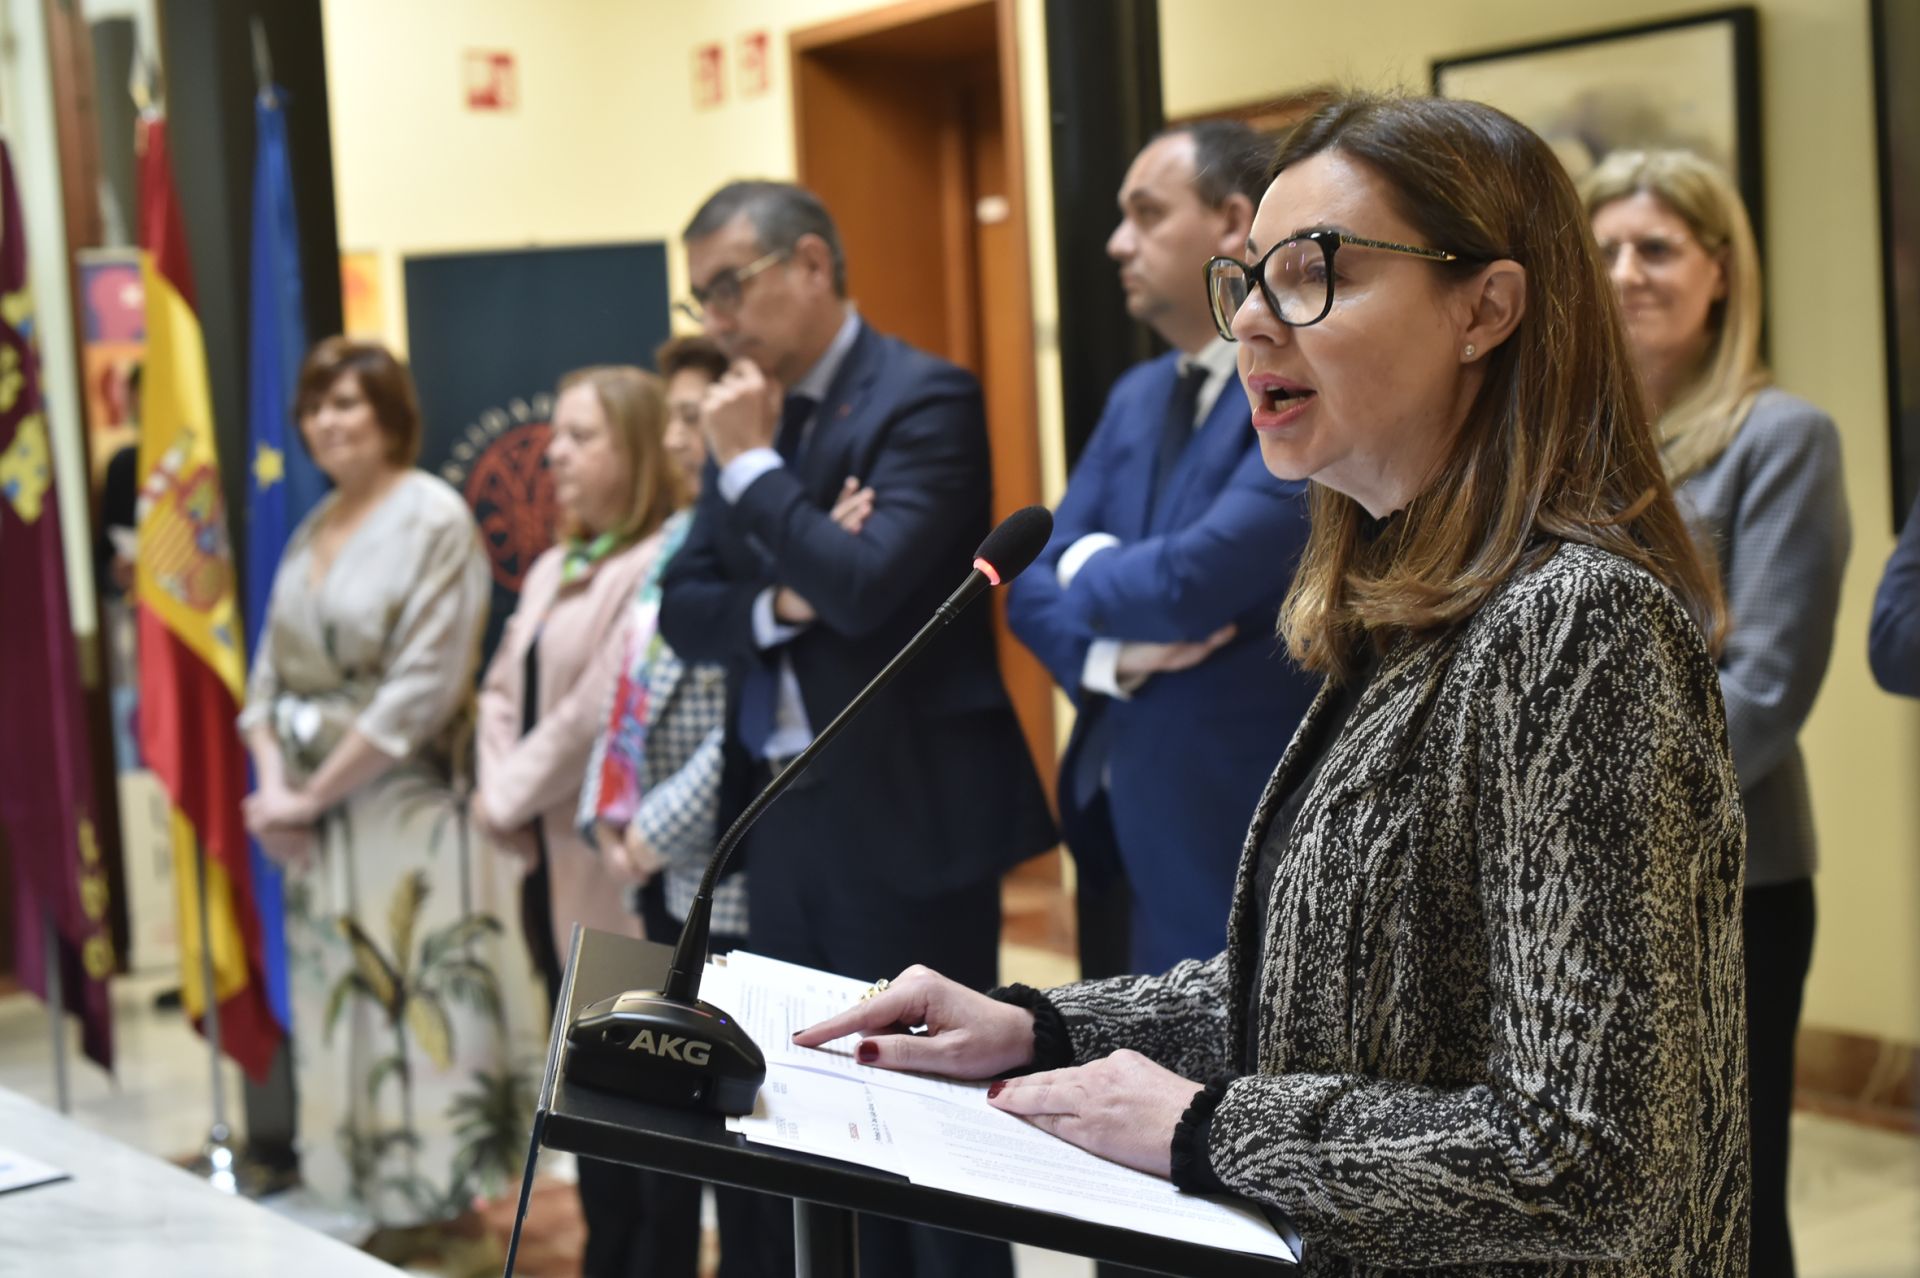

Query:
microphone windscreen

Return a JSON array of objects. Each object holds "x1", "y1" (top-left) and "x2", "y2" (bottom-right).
[{"x1": 974, "y1": 505, "x2": 1053, "y2": 585}]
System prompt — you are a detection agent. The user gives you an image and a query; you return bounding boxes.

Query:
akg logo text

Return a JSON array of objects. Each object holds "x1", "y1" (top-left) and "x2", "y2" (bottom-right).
[{"x1": 627, "y1": 1029, "x2": 712, "y2": 1066}]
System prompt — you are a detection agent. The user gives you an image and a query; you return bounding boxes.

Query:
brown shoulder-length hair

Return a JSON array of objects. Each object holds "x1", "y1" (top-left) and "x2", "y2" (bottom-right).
[
  {"x1": 294, "y1": 337, "x2": 422, "y2": 466},
  {"x1": 1270, "y1": 94, "x2": 1726, "y2": 679},
  {"x1": 553, "y1": 365, "x2": 683, "y2": 544}
]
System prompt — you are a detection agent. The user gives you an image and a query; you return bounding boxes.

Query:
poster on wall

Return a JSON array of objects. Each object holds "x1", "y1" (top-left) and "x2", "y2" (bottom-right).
[
  {"x1": 75, "y1": 248, "x2": 176, "y2": 971},
  {"x1": 402, "y1": 242, "x2": 671, "y2": 661},
  {"x1": 1433, "y1": 8, "x2": 1763, "y2": 247},
  {"x1": 339, "y1": 250, "x2": 389, "y2": 344},
  {"x1": 76, "y1": 249, "x2": 144, "y2": 489}
]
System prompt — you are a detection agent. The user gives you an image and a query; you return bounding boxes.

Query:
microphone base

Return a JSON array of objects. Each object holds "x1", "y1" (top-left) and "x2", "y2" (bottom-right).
[{"x1": 565, "y1": 990, "x2": 767, "y2": 1116}]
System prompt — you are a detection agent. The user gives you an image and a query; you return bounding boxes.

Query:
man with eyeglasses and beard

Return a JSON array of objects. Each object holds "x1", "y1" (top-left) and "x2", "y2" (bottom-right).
[
  {"x1": 1007, "y1": 123, "x2": 1316, "y2": 991},
  {"x1": 658, "y1": 179, "x2": 1055, "y2": 1278}
]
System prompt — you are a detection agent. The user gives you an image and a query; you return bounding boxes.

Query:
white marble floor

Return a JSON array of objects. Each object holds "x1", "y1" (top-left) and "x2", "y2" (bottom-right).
[
  {"x1": 0, "y1": 970, "x2": 254, "y2": 1166},
  {"x1": 1787, "y1": 1112, "x2": 1920, "y2": 1278},
  {"x1": 4, "y1": 959, "x2": 1916, "y2": 1277}
]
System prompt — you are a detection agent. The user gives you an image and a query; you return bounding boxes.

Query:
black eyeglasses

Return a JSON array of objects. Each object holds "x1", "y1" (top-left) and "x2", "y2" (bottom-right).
[
  {"x1": 677, "y1": 248, "x2": 788, "y2": 324},
  {"x1": 1205, "y1": 231, "x2": 1464, "y2": 340}
]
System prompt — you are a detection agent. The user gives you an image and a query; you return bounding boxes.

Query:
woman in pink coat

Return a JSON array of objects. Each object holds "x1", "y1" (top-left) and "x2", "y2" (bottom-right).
[
  {"x1": 475, "y1": 366, "x2": 683, "y2": 998},
  {"x1": 474, "y1": 363, "x2": 687, "y2": 1276}
]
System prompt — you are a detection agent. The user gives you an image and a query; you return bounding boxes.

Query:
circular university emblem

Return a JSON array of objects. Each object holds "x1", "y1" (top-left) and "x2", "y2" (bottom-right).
[{"x1": 463, "y1": 420, "x2": 555, "y2": 593}]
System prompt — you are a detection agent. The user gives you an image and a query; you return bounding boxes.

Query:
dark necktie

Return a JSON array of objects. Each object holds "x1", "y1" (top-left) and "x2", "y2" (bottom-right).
[
  {"x1": 776, "y1": 392, "x2": 816, "y2": 465},
  {"x1": 736, "y1": 392, "x2": 818, "y2": 757},
  {"x1": 1147, "y1": 362, "x2": 1210, "y2": 527}
]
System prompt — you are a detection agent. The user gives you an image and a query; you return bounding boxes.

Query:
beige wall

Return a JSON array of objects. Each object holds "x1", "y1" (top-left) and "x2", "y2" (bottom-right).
[
  {"x1": 1163, "y1": 0, "x2": 1920, "y2": 1045},
  {"x1": 319, "y1": 0, "x2": 1068, "y2": 500},
  {"x1": 322, "y1": 0, "x2": 1917, "y2": 1042}
]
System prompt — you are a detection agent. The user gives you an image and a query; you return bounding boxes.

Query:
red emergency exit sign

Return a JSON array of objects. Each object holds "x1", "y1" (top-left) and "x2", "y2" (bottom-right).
[{"x1": 465, "y1": 50, "x2": 517, "y2": 111}]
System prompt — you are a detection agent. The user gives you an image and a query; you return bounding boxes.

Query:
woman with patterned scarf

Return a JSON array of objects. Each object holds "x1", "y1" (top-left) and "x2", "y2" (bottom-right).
[{"x1": 572, "y1": 335, "x2": 874, "y2": 1278}]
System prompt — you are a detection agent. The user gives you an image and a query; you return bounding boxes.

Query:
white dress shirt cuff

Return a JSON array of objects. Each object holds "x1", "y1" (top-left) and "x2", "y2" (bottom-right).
[
  {"x1": 752, "y1": 587, "x2": 804, "y2": 649},
  {"x1": 1081, "y1": 639, "x2": 1136, "y2": 701},
  {"x1": 1057, "y1": 532, "x2": 1122, "y2": 588},
  {"x1": 719, "y1": 449, "x2": 784, "y2": 504}
]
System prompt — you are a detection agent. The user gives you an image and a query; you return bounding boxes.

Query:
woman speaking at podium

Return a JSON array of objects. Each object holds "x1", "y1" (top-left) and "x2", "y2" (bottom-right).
[{"x1": 801, "y1": 94, "x2": 1750, "y2": 1275}]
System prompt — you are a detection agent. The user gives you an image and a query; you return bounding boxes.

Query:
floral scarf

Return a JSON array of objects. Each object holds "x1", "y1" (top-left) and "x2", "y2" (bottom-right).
[
  {"x1": 585, "y1": 509, "x2": 692, "y2": 829},
  {"x1": 559, "y1": 528, "x2": 625, "y2": 588}
]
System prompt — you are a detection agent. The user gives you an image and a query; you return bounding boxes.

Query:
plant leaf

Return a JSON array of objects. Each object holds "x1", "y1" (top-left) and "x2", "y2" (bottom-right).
[
  {"x1": 427, "y1": 806, "x2": 453, "y2": 857},
  {"x1": 420, "y1": 913, "x2": 504, "y2": 970},
  {"x1": 367, "y1": 1052, "x2": 408, "y2": 1100},
  {"x1": 406, "y1": 992, "x2": 454, "y2": 1069},
  {"x1": 336, "y1": 916, "x2": 400, "y2": 1014},
  {"x1": 387, "y1": 871, "x2": 430, "y2": 984},
  {"x1": 433, "y1": 958, "x2": 505, "y2": 1025},
  {"x1": 322, "y1": 972, "x2": 377, "y2": 1044},
  {"x1": 378, "y1": 1173, "x2": 447, "y2": 1218},
  {"x1": 446, "y1": 1144, "x2": 484, "y2": 1201}
]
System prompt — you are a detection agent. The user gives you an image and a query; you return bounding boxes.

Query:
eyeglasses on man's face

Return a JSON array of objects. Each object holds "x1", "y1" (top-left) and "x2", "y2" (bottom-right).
[
  {"x1": 1205, "y1": 230, "x2": 1463, "y2": 341},
  {"x1": 676, "y1": 248, "x2": 789, "y2": 325}
]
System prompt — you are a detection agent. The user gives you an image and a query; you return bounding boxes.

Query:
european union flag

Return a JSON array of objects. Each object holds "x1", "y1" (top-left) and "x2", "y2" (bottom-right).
[{"x1": 244, "y1": 86, "x2": 323, "y2": 1029}]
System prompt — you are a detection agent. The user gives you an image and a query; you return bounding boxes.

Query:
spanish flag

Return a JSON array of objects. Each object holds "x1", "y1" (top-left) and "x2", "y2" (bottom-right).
[{"x1": 136, "y1": 110, "x2": 278, "y2": 1080}]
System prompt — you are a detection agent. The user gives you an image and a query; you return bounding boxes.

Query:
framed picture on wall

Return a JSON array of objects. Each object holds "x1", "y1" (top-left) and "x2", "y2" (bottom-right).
[
  {"x1": 1168, "y1": 87, "x2": 1337, "y2": 146},
  {"x1": 1432, "y1": 7, "x2": 1762, "y2": 247},
  {"x1": 1873, "y1": 0, "x2": 1920, "y2": 530}
]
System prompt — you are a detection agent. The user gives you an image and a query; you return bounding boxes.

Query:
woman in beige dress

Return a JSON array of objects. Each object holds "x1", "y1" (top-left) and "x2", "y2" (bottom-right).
[{"x1": 241, "y1": 338, "x2": 537, "y2": 1247}]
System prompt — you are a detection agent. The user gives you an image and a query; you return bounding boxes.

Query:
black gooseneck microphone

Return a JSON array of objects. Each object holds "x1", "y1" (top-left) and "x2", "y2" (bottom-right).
[{"x1": 564, "y1": 505, "x2": 1055, "y2": 1115}]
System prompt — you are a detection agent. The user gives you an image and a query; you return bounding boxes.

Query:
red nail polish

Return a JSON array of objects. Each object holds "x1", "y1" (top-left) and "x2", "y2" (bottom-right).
[
  {"x1": 987, "y1": 1081, "x2": 1004, "y2": 1099},
  {"x1": 856, "y1": 1042, "x2": 878, "y2": 1064}
]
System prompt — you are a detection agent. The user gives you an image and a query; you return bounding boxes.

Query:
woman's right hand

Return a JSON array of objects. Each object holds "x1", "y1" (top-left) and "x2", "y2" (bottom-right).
[
  {"x1": 243, "y1": 783, "x2": 317, "y2": 834},
  {"x1": 255, "y1": 824, "x2": 314, "y2": 871},
  {"x1": 792, "y1": 965, "x2": 1037, "y2": 1080},
  {"x1": 614, "y1": 824, "x2": 668, "y2": 885},
  {"x1": 470, "y1": 793, "x2": 539, "y2": 866},
  {"x1": 469, "y1": 791, "x2": 506, "y2": 845}
]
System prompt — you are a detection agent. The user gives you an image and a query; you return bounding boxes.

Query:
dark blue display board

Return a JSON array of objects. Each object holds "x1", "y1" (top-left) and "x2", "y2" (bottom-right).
[{"x1": 403, "y1": 242, "x2": 671, "y2": 659}]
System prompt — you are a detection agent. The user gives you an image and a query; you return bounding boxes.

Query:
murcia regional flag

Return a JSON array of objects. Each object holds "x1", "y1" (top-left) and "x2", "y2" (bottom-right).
[{"x1": 0, "y1": 137, "x2": 115, "y2": 1069}]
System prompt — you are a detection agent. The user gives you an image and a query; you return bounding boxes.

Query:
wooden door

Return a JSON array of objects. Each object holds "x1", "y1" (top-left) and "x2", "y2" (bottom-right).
[{"x1": 791, "y1": 0, "x2": 1058, "y2": 828}]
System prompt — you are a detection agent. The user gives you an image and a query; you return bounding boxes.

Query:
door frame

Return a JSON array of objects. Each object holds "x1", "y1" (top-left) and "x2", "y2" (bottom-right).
[{"x1": 788, "y1": 0, "x2": 1057, "y2": 813}]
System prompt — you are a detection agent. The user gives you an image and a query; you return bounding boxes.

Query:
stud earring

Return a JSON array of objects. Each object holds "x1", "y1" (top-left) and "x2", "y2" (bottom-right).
[{"x1": 1463, "y1": 343, "x2": 1477, "y2": 359}]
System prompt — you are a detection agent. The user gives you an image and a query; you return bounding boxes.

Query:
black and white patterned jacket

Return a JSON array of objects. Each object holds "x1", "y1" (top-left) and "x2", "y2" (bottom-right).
[{"x1": 1043, "y1": 542, "x2": 1750, "y2": 1276}]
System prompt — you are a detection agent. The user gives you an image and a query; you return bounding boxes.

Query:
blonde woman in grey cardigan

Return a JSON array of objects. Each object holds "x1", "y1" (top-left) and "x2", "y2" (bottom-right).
[
  {"x1": 800, "y1": 95, "x2": 1750, "y2": 1276},
  {"x1": 1586, "y1": 149, "x2": 1849, "y2": 1278}
]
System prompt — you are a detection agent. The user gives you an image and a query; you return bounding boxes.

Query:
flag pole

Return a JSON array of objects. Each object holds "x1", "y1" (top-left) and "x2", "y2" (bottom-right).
[
  {"x1": 193, "y1": 837, "x2": 238, "y2": 1194},
  {"x1": 43, "y1": 905, "x2": 70, "y2": 1115}
]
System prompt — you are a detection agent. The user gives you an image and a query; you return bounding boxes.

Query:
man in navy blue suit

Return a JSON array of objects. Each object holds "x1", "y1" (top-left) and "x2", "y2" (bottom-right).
[
  {"x1": 1008, "y1": 123, "x2": 1316, "y2": 980},
  {"x1": 660, "y1": 181, "x2": 1054, "y2": 1278}
]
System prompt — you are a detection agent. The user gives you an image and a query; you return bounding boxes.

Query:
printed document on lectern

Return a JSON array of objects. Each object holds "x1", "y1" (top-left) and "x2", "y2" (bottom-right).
[
  {"x1": 708, "y1": 952, "x2": 1298, "y2": 1264},
  {"x1": 0, "y1": 1148, "x2": 68, "y2": 1196}
]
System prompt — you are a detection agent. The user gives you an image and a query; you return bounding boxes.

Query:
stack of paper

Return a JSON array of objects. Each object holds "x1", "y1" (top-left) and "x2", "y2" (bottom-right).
[
  {"x1": 706, "y1": 952, "x2": 1295, "y2": 1264},
  {"x1": 0, "y1": 1148, "x2": 68, "y2": 1196}
]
